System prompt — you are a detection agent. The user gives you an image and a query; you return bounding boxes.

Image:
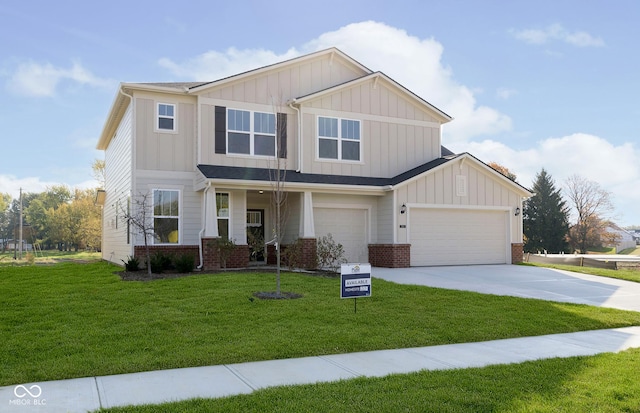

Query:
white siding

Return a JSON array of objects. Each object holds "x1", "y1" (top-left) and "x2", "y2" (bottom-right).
[
  {"x1": 134, "y1": 171, "x2": 202, "y2": 246},
  {"x1": 102, "y1": 104, "x2": 133, "y2": 265},
  {"x1": 396, "y1": 159, "x2": 523, "y2": 244}
]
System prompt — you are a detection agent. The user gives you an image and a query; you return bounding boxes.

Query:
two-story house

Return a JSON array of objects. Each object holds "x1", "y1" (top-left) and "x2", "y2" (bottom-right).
[{"x1": 97, "y1": 48, "x2": 532, "y2": 270}]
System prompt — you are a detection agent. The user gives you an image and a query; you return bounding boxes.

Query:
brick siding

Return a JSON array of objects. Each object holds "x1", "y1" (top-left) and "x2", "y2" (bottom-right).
[
  {"x1": 368, "y1": 244, "x2": 411, "y2": 268},
  {"x1": 511, "y1": 243, "x2": 524, "y2": 264}
]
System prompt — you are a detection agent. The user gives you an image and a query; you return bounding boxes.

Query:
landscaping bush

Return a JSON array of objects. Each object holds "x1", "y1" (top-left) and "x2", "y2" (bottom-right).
[
  {"x1": 174, "y1": 253, "x2": 195, "y2": 273},
  {"x1": 316, "y1": 233, "x2": 346, "y2": 272},
  {"x1": 150, "y1": 251, "x2": 173, "y2": 274},
  {"x1": 122, "y1": 255, "x2": 140, "y2": 271}
]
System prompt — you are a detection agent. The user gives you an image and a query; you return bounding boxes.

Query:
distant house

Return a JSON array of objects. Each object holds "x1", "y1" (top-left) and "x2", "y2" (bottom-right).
[
  {"x1": 606, "y1": 224, "x2": 636, "y2": 252},
  {"x1": 1, "y1": 239, "x2": 32, "y2": 252},
  {"x1": 96, "y1": 48, "x2": 532, "y2": 270}
]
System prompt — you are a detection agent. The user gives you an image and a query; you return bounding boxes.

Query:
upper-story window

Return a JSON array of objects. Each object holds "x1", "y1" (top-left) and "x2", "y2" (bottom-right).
[
  {"x1": 318, "y1": 116, "x2": 361, "y2": 161},
  {"x1": 157, "y1": 103, "x2": 176, "y2": 131},
  {"x1": 153, "y1": 189, "x2": 179, "y2": 244},
  {"x1": 228, "y1": 109, "x2": 276, "y2": 156}
]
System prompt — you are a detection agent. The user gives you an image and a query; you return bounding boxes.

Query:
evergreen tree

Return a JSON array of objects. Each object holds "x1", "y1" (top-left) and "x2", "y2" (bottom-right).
[{"x1": 523, "y1": 168, "x2": 570, "y2": 253}]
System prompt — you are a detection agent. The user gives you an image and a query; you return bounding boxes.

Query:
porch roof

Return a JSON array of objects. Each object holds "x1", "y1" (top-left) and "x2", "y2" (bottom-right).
[{"x1": 197, "y1": 156, "x2": 453, "y2": 189}]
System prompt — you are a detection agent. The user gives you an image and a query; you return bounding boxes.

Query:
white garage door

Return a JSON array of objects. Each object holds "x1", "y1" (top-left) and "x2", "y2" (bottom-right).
[
  {"x1": 314, "y1": 208, "x2": 368, "y2": 264},
  {"x1": 410, "y1": 208, "x2": 508, "y2": 266}
]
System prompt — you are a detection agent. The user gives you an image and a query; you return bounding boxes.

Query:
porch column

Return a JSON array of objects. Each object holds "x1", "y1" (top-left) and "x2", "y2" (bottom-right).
[
  {"x1": 204, "y1": 187, "x2": 218, "y2": 237},
  {"x1": 299, "y1": 191, "x2": 315, "y2": 237}
]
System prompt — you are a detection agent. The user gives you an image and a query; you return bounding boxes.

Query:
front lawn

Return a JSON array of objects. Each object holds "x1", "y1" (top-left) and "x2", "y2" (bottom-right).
[
  {"x1": 523, "y1": 262, "x2": 640, "y2": 283},
  {"x1": 2, "y1": 262, "x2": 640, "y2": 386},
  {"x1": 98, "y1": 348, "x2": 640, "y2": 413}
]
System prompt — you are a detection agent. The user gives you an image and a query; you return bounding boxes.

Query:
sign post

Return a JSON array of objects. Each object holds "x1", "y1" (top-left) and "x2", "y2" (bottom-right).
[{"x1": 340, "y1": 263, "x2": 371, "y2": 313}]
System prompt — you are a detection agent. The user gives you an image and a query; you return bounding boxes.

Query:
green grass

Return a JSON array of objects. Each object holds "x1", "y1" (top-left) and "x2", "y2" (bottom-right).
[
  {"x1": 97, "y1": 348, "x2": 640, "y2": 413},
  {"x1": 619, "y1": 246, "x2": 640, "y2": 255},
  {"x1": 2, "y1": 262, "x2": 640, "y2": 387},
  {"x1": 523, "y1": 262, "x2": 640, "y2": 283},
  {"x1": 0, "y1": 250, "x2": 101, "y2": 266}
]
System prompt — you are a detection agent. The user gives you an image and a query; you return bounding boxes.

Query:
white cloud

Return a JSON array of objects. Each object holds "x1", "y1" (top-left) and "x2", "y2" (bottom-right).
[
  {"x1": 0, "y1": 174, "x2": 100, "y2": 200},
  {"x1": 496, "y1": 87, "x2": 517, "y2": 100},
  {"x1": 7, "y1": 60, "x2": 114, "y2": 97},
  {"x1": 511, "y1": 24, "x2": 605, "y2": 47},
  {"x1": 0, "y1": 175, "x2": 58, "y2": 199},
  {"x1": 158, "y1": 47, "x2": 299, "y2": 81},
  {"x1": 461, "y1": 134, "x2": 640, "y2": 226},
  {"x1": 159, "y1": 21, "x2": 512, "y2": 142}
]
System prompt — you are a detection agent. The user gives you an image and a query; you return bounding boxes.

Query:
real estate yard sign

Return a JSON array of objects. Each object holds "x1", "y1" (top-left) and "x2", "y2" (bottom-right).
[{"x1": 340, "y1": 263, "x2": 372, "y2": 299}]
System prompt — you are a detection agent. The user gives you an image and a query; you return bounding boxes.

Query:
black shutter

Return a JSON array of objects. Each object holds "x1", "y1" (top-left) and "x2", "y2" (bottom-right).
[
  {"x1": 215, "y1": 106, "x2": 226, "y2": 154},
  {"x1": 277, "y1": 112, "x2": 287, "y2": 158}
]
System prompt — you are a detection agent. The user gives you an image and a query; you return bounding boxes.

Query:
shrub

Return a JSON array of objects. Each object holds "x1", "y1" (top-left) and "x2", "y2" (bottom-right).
[
  {"x1": 282, "y1": 239, "x2": 301, "y2": 270},
  {"x1": 150, "y1": 251, "x2": 173, "y2": 274},
  {"x1": 211, "y1": 238, "x2": 236, "y2": 269},
  {"x1": 174, "y1": 253, "x2": 195, "y2": 273},
  {"x1": 316, "y1": 234, "x2": 346, "y2": 272},
  {"x1": 25, "y1": 253, "x2": 35, "y2": 266},
  {"x1": 122, "y1": 255, "x2": 140, "y2": 271}
]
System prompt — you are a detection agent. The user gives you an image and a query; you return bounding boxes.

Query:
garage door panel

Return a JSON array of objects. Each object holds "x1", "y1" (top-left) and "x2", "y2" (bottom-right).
[
  {"x1": 410, "y1": 209, "x2": 507, "y2": 266},
  {"x1": 314, "y1": 208, "x2": 368, "y2": 264}
]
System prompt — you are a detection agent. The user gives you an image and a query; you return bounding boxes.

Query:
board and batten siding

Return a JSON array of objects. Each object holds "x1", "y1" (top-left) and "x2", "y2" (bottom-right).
[
  {"x1": 134, "y1": 93, "x2": 196, "y2": 172},
  {"x1": 198, "y1": 101, "x2": 298, "y2": 170},
  {"x1": 376, "y1": 193, "x2": 395, "y2": 244},
  {"x1": 133, "y1": 172, "x2": 202, "y2": 246},
  {"x1": 102, "y1": 104, "x2": 134, "y2": 265},
  {"x1": 395, "y1": 160, "x2": 522, "y2": 244},
  {"x1": 199, "y1": 53, "x2": 365, "y2": 104}
]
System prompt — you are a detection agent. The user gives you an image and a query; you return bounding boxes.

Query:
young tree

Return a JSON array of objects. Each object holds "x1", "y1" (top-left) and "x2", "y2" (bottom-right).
[
  {"x1": 564, "y1": 174, "x2": 614, "y2": 253},
  {"x1": 267, "y1": 107, "x2": 289, "y2": 296},
  {"x1": 523, "y1": 169, "x2": 570, "y2": 253},
  {"x1": 120, "y1": 192, "x2": 155, "y2": 275}
]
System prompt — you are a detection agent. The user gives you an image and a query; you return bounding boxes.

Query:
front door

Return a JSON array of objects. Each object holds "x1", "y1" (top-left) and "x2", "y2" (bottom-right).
[{"x1": 247, "y1": 209, "x2": 265, "y2": 262}]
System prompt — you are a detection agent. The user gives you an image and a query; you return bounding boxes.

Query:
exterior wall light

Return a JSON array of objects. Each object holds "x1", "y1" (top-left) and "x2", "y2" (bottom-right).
[
  {"x1": 514, "y1": 207, "x2": 521, "y2": 216},
  {"x1": 400, "y1": 203, "x2": 406, "y2": 214}
]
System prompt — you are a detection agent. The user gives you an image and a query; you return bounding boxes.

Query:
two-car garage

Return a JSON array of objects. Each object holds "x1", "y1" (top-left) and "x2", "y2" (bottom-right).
[
  {"x1": 313, "y1": 204, "x2": 510, "y2": 267},
  {"x1": 409, "y1": 208, "x2": 509, "y2": 266}
]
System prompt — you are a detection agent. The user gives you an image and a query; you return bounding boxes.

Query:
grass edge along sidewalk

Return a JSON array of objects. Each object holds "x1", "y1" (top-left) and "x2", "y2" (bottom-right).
[
  {"x1": 96, "y1": 347, "x2": 640, "y2": 413},
  {"x1": 3, "y1": 261, "x2": 640, "y2": 387}
]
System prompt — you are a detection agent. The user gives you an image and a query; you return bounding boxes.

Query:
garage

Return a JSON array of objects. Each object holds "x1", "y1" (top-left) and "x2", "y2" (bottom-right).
[
  {"x1": 314, "y1": 207, "x2": 368, "y2": 264},
  {"x1": 409, "y1": 208, "x2": 508, "y2": 266}
]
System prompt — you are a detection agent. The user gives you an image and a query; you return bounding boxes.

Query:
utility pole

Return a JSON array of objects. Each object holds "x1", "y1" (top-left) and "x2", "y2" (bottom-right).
[{"x1": 19, "y1": 187, "x2": 23, "y2": 259}]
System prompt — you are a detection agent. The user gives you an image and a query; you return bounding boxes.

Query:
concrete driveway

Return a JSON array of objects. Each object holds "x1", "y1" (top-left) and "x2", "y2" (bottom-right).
[{"x1": 372, "y1": 265, "x2": 640, "y2": 312}]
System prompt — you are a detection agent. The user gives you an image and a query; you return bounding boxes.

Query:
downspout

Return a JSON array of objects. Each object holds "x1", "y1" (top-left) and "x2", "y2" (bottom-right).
[
  {"x1": 197, "y1": 182, "x2": 212, "y2": 270},
  {"x1": 288, "y1": 100, "x2": 302, "y2": 173}
]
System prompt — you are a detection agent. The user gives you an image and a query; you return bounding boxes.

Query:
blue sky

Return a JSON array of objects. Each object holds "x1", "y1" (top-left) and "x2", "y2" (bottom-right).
[{"x1": 1, "y1": 0, "x2": 638, "y2": 226}]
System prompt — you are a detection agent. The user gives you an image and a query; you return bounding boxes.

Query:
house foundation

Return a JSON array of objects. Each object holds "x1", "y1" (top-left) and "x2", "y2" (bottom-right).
[{"x1": 368, "y1": 244, "x2": 411, "y2": 268}]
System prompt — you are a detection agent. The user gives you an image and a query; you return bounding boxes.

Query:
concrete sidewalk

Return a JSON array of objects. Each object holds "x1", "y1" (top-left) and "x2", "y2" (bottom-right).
[{"x1": 2, "y1": 327, "x2": 640, "y2": 412}]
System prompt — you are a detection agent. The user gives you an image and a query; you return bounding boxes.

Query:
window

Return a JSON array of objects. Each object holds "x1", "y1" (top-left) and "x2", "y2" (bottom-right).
[
  {"x1": 318, "y1": 117, "x2": 360, "y2": 161},
  {"x1": 153, "y1": 190, "x2": 179, "y2": 243},
  {"x1": 227, "y1": 109, "x2": 276, "y2": 156},
  {"x1": 216, "y1": 192, "x2": 229, "y2": 239},
  {"x1": 158, "y1": 103, "x2": 175, "y2": 131}
]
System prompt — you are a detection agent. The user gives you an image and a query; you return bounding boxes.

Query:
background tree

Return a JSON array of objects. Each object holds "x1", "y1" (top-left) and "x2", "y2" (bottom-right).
[
  {"x1": 92, "y1": 159, "x2": 106, "y2": 189},
  {"x1": 487, "y1": 161, "x2": 517, "y2": 181},
  {"x1": 564, "y1": 174, "x2": 614, "y2": 253},
  {"x1": 523, "y1": 169, "x2": 569, "y2": 253},
  {"x1": 0, "y1": 193, "x2": 12, "y2": 251}
]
